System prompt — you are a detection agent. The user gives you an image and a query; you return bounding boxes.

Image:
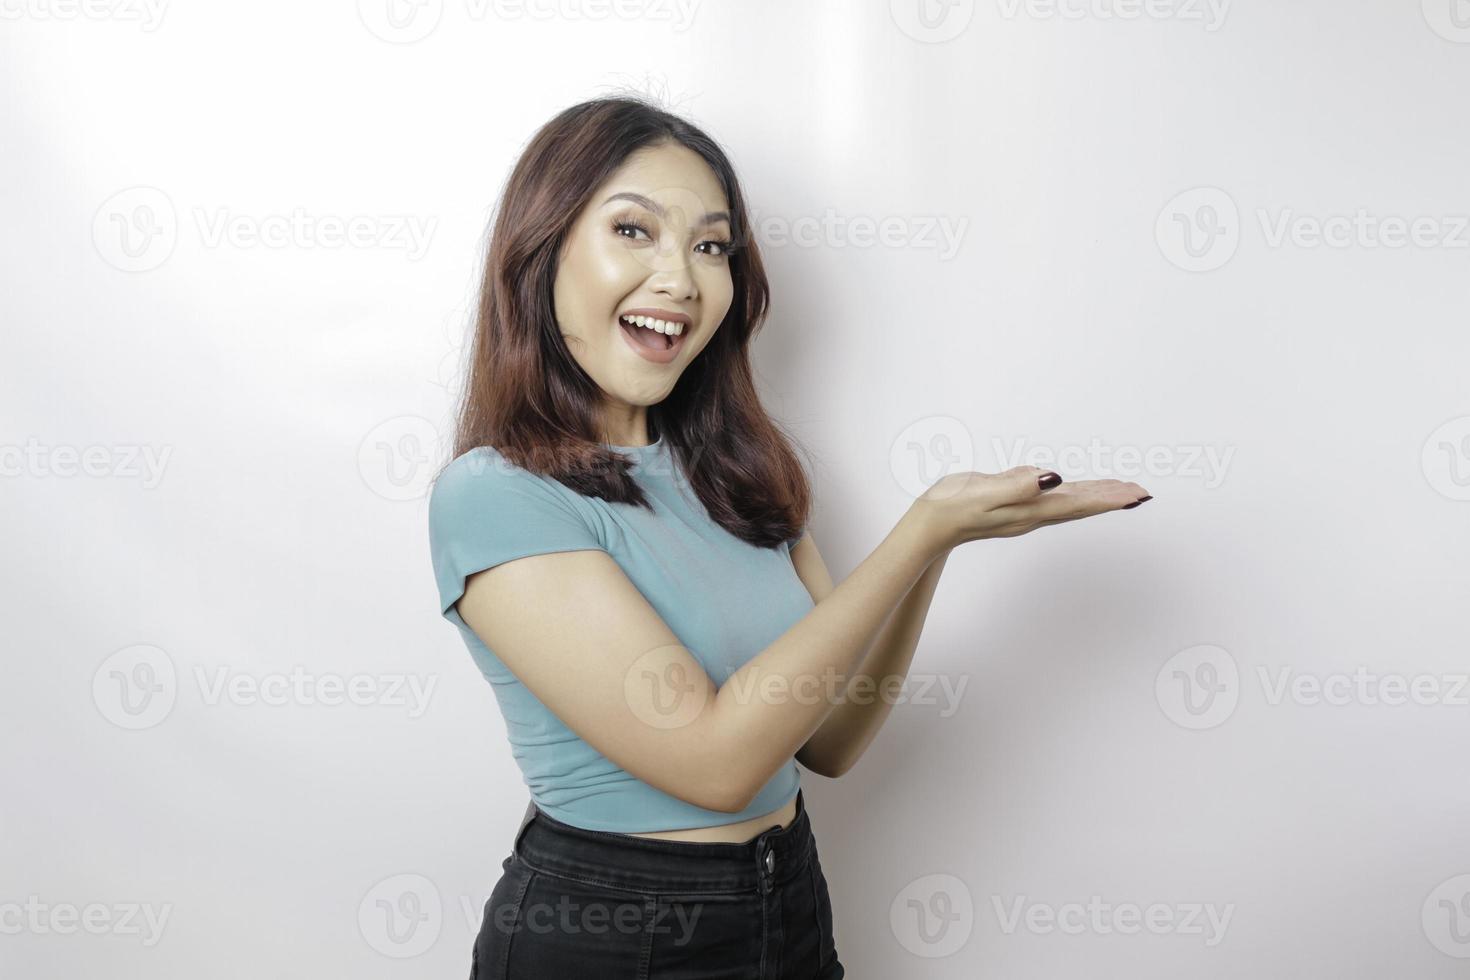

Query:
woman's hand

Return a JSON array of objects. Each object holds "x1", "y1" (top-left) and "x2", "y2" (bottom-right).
[{"x1": 914, "y1": 466, "x2": 1151, "y2": 549}]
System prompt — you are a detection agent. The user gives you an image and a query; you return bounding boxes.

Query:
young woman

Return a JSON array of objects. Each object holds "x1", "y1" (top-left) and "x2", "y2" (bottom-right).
[{"x1": 428, "y1": 95, "x2": 1151, "y2": 980}]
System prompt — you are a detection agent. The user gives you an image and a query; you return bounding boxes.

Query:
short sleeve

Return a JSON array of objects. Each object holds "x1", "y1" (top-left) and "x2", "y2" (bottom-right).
[
  {"x1": 785, "y1": 527, "x2": 805, "y2": 552},
  {"x1": 428, "y1": 449, "x2": 607, "y2": 621}
]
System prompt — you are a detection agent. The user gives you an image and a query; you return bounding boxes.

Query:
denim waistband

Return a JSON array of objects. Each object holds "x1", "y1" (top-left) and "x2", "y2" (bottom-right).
[{"x1": 513, "y1": 789, "x2": 812, "y2": 896}]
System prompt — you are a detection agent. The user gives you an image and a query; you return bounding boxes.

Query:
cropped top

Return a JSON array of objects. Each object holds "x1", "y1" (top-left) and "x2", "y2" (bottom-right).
[{"x1": 427, "y1": 435, "x2": 812, "y2": 834}]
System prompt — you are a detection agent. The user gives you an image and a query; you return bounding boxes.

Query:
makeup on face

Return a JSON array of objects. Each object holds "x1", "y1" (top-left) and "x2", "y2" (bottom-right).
[
  {"x1": 600, "y1": 193, "x2": 732, "y2": 367},
  {"x1": 554, "y1": 144, "x2": 737, "y2": 394}
]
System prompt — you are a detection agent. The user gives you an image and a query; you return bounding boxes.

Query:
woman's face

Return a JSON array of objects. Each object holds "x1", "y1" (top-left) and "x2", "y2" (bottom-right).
[{"x1": 553, "y1": 141, "x2": 736, "y2": 432}]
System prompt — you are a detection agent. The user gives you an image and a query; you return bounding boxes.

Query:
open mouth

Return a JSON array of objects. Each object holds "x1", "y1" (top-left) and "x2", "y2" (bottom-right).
[{"x1": 618, "y1": 313, "x2": 685, "y2": 353}]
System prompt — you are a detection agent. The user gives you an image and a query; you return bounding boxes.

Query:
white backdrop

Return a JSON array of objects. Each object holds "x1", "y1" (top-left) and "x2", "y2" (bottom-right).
[{"x1": 4, "y1": 2, "x2": 1469, "y2": 977}]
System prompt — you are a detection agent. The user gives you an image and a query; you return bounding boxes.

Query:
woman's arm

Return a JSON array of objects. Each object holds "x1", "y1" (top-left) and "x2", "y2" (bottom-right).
[
  {"x1": 713, "y1": 464, "x2": 1148, "y2": 808},
  {"x1": 707, "y1": 506, "x2": 948, "y2": 809},
  {"x1": 792, "y1": 540, "x2": 952, "y2": 778},
  {"x1": 454, "y1": 497, "x2": 950, "y2": 814},
  {"x1": 784, "y1": 463, "x2": 1152, "y2": 783},
  {"x1": 455, "y1": 465, "x2": 1144, "y2": 814}
]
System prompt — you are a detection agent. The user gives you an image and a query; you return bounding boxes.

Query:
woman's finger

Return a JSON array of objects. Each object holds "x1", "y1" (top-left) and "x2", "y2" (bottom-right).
[
  {"x1": 994, "y1": 479, "x2": 1146, "y2": 526},
  {"x1": 1000, "y1": 465, "x2": 1064, "y2": 504}
]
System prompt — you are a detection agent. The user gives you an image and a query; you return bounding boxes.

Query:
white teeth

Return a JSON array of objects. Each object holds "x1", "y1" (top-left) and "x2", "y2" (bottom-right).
[{"x1": 621, "y1": 314, "x2": 684, "y2": 336}]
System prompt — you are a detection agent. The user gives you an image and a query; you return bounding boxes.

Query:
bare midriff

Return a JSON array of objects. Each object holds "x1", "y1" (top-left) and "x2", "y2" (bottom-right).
[{"x1": 624, "y1": 793, "x2": 799, "y2": 844}]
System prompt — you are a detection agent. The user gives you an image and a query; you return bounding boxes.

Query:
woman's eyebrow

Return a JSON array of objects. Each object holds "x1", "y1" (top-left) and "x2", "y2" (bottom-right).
[{"x1": 602, "y1": 191, "x2": 731, "y2": 228}]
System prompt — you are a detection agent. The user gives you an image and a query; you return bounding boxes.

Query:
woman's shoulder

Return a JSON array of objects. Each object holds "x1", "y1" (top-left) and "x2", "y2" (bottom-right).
[
  {"x1": 430, "y1": 445, "x2": 589, "y2": 521},
  {"x1": 434, "y1": 445, "x2": 550, "y2": 498}
]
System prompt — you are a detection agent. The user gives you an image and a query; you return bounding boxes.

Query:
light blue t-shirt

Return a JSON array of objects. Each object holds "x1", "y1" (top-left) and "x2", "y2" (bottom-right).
[{"x1": 428, "y1": 435, "x2": 811, "y2": 834}]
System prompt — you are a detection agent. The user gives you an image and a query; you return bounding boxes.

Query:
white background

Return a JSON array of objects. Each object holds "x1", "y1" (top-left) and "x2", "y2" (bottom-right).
[{"x1": 4, "y1": 1, "x2": 1469, "y2": 977}]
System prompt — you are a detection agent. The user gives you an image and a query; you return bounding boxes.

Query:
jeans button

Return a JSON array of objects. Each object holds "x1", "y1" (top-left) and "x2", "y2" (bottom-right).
[{"x1": 764, "y1": 848, "x2": 775, "y2": 875}]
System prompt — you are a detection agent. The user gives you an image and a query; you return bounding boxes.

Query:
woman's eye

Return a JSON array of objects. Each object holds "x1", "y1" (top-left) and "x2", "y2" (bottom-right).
[
  {"x1": 615, "y1": 218, "x2": 734, "y2": 259},
  {"x1": 698, "y1": 239, "x2": 736, "y2": 258},
  {"x1": 613, "y1": 220, "x2": 652, "y2": 241}
]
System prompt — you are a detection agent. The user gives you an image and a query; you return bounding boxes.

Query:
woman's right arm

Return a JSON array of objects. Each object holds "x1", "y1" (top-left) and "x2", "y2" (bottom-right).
[
  {"x1": 703, "y1": 502, "x2": 944, "y2": 808},
  {"x1": 707, "y1": 464, "x2": 1149, "y2": 809},
  {"x1": 454, "y1": 465, "x2": 1147, "y2": 814}
]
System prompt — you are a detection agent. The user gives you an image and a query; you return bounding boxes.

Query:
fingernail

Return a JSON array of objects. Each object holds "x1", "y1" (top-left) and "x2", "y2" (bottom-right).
[
  {"x1": 1122, "y1": 495, "x2": 1153, "y2": 509},
  {"x1": 1037, "y1": 472, "x2": 1062, "y2": 491}
]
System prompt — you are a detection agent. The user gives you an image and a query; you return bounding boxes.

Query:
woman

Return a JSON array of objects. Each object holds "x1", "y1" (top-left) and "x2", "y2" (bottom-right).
[{"x1": 428, "y1": 95, "x2": 1151, "y2": 979}]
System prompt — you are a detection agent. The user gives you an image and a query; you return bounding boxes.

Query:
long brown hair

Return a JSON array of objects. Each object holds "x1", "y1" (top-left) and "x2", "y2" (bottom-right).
[{"x1": 437, "y1": 95, "x2": 810, "y2": 549}]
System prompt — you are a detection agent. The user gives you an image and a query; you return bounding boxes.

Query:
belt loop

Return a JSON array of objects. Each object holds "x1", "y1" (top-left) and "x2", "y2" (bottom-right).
[{"x1": 512, "y1": 797, "x2": 537, "y2": 857}]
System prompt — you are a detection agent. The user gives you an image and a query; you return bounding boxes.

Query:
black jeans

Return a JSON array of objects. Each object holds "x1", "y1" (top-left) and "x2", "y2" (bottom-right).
[{"x1": 470, "y1": 788, "x2": 845, "y2": 979}]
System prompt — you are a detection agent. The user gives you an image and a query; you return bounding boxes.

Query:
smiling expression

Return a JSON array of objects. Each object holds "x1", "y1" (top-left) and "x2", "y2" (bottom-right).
[{"x1": 552, "y1": 141, "x2": 736, "y2": 419}]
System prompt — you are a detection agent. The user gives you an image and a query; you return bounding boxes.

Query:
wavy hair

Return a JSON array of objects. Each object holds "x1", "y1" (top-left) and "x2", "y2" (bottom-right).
[{"x1": 437, "y1": 94, "x2": 809, "y2": 549}]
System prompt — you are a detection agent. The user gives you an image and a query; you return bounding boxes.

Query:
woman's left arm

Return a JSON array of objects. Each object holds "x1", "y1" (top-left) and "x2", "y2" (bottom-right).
[{"x1": 788, "y1": 533, "x2": 952, "y2": 778}]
